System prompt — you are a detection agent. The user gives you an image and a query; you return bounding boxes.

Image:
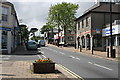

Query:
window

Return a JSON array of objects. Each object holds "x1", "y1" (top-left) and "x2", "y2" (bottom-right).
[
  {"x1": 68, "y1": 36, "x2": 73, "y2": 41},
  {"x1": 82, "y1": 20, "x2": 84, "y2": 28},
  {"x1": 2, "y1": 31, "x2": 7, "y2": 49},
  {"x1": 86, "y1": 17, "x2": 88, "y2": 27},
  {"x1": 78, "y1": 22, "x2": 80, "y2": 30},
  {"x1": 119, "y1": 37, "x2": 120, "y2": 46},
  {"x1": 2, "y1": 7, "x2": 8, "y2": 21}
]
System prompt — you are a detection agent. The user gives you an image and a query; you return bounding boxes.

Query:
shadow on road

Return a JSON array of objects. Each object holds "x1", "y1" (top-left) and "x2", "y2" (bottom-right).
[{"x1": 2, "y1": 45, "x2": 39, "y2": 56}]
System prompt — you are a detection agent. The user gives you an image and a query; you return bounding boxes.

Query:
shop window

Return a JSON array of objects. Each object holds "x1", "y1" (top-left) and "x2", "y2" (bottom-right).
[
  {"x1": 2, "y1": 7, "x2": 8, "y2": 21},
  {"x1": 82, "y1": 20, "x2": 84, "y2": 28},
  {"x1": 78, "y1": 22, "x2": 80, "y2": 30},
  {"x1": 2, "y1": 31, "x2": 7, "y2": 49},
  {"x1": 107, "y1": 37, "x2": 116, "y2": 46},
  {"x1": 93, "y1": 34, "x2": 102, "y2": 47},
  {"x1": 68, "y1": 36, "x2": 73, "y2": 41},
  {"x1": 86, "y1": 17, "x2": 88, "y2": 27}
]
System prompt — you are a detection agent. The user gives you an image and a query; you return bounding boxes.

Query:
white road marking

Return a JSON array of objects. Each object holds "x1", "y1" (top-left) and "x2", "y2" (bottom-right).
[
  {"x1": 53, "y1": 50, "x2": 58, "y2": 53},
  {"x1": 88, "y1": 62, "x2": 93, "y2": 64},
  {"x1": 42, "y1": 55, "x2": 47, "y2": 58},
  {"x1": 70, "y1": 56, "x2": 75, "y2": 59},
  {"x1": 0, "y1": 58, "x2": 10, "y2": 60},
  {"x1": 59, "y1": 52, "x2": 65, "y2": 55},
  {"x1": 37, "y1": 55, "x2": 42, "y2": 59},
  {"x1": 94, "y1": 63, "x2": 112, "y2": 71},
  {"x1": 88, "y1": 61, "x2": 112, "y2": 71},
  {"x1": 0, "y1": 55, "x2": 11, "y2": 60},
  {"x1": 76, "y1": 57, "x2": 80, "y2": 60}
]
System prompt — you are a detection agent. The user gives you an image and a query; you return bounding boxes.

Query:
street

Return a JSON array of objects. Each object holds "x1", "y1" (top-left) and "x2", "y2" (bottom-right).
[
  {"x1": 1, "y1": 45, "x2": 119, "y2": 80},
  {"x1": 41, "y1": 45, "x2": 118, "y2": 79}
]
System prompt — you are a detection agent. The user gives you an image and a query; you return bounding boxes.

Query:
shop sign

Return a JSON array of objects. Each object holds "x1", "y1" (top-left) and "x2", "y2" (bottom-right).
[
  {"x1": 0, "y1": 27, "x2": 11, "y2": 31},
  {"x1": 102, "y1": 25, "x2": 120, "y2": 36}
]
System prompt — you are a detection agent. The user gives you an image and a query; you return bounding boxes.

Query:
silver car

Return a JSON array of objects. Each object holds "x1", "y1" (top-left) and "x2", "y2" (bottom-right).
[
  {"x1": 38, "y1": 40, "x2": 46, "y2": 47},
  {"x1": 26, "y1": 40, "x2": 38, "y2": 50}
]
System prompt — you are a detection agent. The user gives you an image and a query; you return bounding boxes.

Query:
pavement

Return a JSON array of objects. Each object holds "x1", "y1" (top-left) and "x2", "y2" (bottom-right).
[
  {"x1": 47, "y1": 43, "x2": 119, "y2": 62},
  {"x1": 0, "y1": 45, "x2": 83, "y2": 80}
]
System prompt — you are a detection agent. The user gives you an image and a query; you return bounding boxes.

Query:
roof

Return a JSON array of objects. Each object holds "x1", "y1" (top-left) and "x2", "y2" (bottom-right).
[
  {"x1": 75, "y1": 2, "x2": 119, "y2": 21},
  {"x1": 2, "y1": 1, "x2": 19, "y2": 26}
]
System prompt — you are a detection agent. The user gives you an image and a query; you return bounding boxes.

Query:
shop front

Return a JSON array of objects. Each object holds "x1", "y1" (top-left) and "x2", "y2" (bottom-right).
[
  {"x1": 102, "y1": 24, "x2": 120, "y2": 57},
  {"x1": 0, "y1": 27, "x2": 12, "y2": 54}
]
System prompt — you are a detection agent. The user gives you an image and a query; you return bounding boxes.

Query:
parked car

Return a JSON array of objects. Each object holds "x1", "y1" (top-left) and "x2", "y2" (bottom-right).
[
  {"x1": 38, "y1": 40, "x2": 46, "y2": 47},
  {"x1": 26, "y1": 40, "x2": 38, "y2": 50}
]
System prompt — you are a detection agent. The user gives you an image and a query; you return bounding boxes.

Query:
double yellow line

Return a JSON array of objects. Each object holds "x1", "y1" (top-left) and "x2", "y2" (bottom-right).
[{"x1": 58, "y1": 64, "x2": 84, "y2": 80}]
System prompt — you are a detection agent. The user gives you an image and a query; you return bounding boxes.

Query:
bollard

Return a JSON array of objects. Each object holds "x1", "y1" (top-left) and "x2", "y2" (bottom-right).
[
  {"x1": 112, "y1": 49, "x2": 116, "y2": 58},
  {"x1": 80, "y1": 45, "x2": 82, "y2": 52},
  {"x1": 92, "y1": 46, "x2": 94, "y2": 55},
  {"x1": 107, "y1": 48, "x2": 109, "y2": 58}
]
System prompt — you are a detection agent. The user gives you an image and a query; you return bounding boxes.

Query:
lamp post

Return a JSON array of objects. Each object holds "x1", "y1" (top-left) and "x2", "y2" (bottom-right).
[
  {"x1": 110, "y1": 0, "x2": 113, "y2": 58},
  {"x1": 56, "y1": 13, "x2": 60, "y2": 47}
]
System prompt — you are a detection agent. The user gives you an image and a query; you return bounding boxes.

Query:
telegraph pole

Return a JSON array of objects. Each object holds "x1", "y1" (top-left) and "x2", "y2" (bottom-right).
[
  {"x1": 57, "y1": 13, "x2": 60, "y2": 47},
  {"x1": 110, "y1": 0, "x2": 113, "y2": 58}
]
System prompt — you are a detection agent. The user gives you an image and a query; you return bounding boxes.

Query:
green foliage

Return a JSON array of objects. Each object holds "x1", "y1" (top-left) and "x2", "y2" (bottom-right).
[
  {"x1": 30, "y1": 36, "x2": 43, "y2": 42},
  {"x1": 48, "y1": 2, "x2": 79, "y2": 30},
  {"x1": 21, "y1": 27, "x2": 29, "y2": 39},
  {"x1": 40, "y1": 22, "x2": 55, "y2": 34}
]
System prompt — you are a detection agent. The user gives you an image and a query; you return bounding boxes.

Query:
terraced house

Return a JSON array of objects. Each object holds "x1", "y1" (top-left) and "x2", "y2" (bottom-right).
[
  {"x1": 0, "y1": 1, "x2": 21, "y2": 54},
  {"x1": 75, "y1": 1, "x2": 120, "y2": 57}
]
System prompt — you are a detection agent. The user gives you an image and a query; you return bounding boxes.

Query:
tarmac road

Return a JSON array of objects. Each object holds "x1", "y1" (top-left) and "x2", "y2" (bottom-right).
[{"x1": 41, "y1": 46, "x2": 119, "y2": 80}]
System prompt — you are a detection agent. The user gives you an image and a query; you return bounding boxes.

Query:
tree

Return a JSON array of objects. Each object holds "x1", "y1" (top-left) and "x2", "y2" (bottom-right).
[
  {"x1": 21, "y1": 27, "x2": 29, "y2": 43},
  {"x1": 48, "y1": 2, "x2": 79, "y2": 44},
  {"x1": 40, "y1": 22, "x2": 55, "y2": 34}
]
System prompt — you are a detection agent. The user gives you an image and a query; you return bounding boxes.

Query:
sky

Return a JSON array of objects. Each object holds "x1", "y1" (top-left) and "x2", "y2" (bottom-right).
[{"x1": 6, "y1": 0, "x2": 97, "y2": 36}]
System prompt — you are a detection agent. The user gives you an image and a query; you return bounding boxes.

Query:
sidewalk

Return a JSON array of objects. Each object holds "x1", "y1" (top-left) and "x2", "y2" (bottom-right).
[
  {"x1": 0, "y1": 45, "x2": 82, "y2": 80},
  {"x1": 47, "y1": 44, "x2": 119, "y2": 62}
]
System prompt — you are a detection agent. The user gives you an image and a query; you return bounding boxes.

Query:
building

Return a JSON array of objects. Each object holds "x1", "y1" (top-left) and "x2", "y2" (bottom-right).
[
  {"x1": 0, "y1": 1, "x2": 21, "y2": 54},
  {"x1": 75, "y1": 2, "x2": 120, "y2": 56},
  {"x1": 102, "y1": 20, "x2": 120, "y2": 57}
]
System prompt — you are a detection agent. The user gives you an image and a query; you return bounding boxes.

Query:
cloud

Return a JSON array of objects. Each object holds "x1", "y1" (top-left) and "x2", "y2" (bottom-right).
[
  {"x1": 7, "y1": 0, "x2": 95, "y2": 36},
  {"x1": 8, "y1": 0, "x2": 96, "y2": 2}
]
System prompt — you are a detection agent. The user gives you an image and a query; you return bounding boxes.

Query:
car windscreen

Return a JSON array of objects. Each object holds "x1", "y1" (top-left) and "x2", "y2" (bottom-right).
[
  {"x1": 28, "y1": 42, "x2": 36, "y2": 45},
  {"x1": 39, "y1": 41, "x2": 45, "y2": 44}
]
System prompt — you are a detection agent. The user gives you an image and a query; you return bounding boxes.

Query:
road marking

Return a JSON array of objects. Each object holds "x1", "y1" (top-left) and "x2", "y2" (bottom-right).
[
  {"x1": 59, "y1": 52, "x2": 65, "y2": 55},
  {"x1": 69, "y1": 56, "x2": 75, "y2": 58},
  {"x1": 42, "y1": 55, "x2": 47, "y2": 58},
  {"x1": 53, "y1": 50, "x2": 58, "y2": 53},
  {"x1": 88, "y1": 61, "x2": 112, "y2": 71},
  {"x1": 0, "y1": 58, "x2": 10, "y2": 60},
  {"x1": 76, "y1": 57, "x2": 81, "y2": 60},
  {"x1": 94, "y1": 63, "x2": 112, "y2": 71},
  {"x1": 58, "y1": 64, "x2": 84, "y2": 80},
  {"x1": 37, "y1": 55, "x2": 42, "y2": 59},
  {"x1": 88, "y1": 62, "x2": 93, "y2": 64}
]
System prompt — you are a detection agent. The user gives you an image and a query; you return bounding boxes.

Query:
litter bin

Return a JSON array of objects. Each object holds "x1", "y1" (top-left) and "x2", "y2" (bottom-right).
[{"x1": 111, "y1": 49, "x2": 116, "y2": 58}]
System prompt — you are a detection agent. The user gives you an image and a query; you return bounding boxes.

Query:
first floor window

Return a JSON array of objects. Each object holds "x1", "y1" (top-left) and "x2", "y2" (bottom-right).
[
  {"x1": 2, "y1": 31, "x2": 7, "y2": 49},
  {"x1": 2, "y1": 7, "x2": 8, "y2": 21}
]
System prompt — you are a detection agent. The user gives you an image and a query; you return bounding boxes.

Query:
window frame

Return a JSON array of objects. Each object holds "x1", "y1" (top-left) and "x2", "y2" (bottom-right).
[{"x1": 2, "y1": 6, "x2": 9, "y2": 22}]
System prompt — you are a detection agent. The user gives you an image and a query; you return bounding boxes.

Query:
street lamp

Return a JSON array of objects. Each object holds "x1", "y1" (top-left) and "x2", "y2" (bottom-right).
[{"x1": 109, "y1": 0, "x2": 113, "y2": 58}]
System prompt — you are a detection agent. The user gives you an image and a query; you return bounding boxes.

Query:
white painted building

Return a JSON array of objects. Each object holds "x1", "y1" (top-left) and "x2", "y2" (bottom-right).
[{"x1": 0, "y1": 1, "x2": 20, "y2": 54}]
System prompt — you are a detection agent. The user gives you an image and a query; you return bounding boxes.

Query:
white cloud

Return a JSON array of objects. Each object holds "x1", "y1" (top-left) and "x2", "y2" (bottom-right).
[
  {"x1": 8, "y1": 0, "x2": 96, "y2": 2},
  {"x1": 6, "y1": 0, "x2": 95, "y2": 36}
]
